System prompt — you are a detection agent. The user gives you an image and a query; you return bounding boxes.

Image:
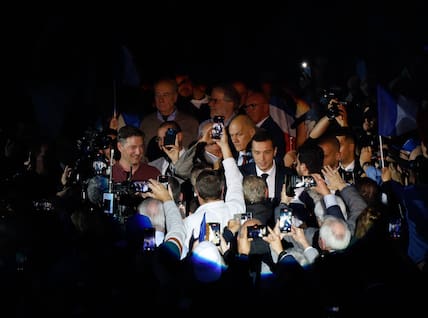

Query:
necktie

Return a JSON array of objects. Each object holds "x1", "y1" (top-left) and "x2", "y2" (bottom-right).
[
  {"x1": 261, "y1": 173, "x2": 269, "y2": 185},
  {"x1": 241, "y1": 154, "x2": 248, "y2": 166}
]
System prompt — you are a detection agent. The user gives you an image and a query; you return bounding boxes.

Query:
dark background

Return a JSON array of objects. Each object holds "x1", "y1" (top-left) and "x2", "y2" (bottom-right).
[{"x1": 3, "y1": 1, "x2": 427, "y2": 143}]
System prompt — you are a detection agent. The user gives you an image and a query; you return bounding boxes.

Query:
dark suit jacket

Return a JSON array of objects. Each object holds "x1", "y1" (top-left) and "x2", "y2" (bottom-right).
[{"x1": 240, "y1": 160, "x2": 293, "y2": 208}]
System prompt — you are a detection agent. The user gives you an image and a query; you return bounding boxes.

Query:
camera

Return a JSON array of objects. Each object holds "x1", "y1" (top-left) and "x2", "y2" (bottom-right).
[
  {"x1": 247, "y1": 224, "x2": 267, "y2": 239},
  {"x1": 320, "y1": 89, "x2": 347, "y2": 104},
  {"x1": 164, "y1": 128, "x2": 177, "y2": 148},
  {"x1": 279, "y1": 206, "x2": 293, "y2": 233},
  {"x1": 326, "y1": 102, "x2": 342, "y2": 120},
  {"x1": 211, "y1": 115, "x2": 224, "y2": 139}
]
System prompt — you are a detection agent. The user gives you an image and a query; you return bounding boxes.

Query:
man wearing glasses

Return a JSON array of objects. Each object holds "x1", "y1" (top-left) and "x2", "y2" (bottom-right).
[{"x1": 245, "y1": 91, "x2": 286, "y2": 162}]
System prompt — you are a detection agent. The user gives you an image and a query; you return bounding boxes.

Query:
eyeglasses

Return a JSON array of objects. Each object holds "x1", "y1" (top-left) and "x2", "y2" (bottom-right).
[
  {"x1": 155, "y1": 92, "x2": 174, "y2": 99},
  {"x1": 244, "y1": 103, "x2": 264, "y2": 109}
]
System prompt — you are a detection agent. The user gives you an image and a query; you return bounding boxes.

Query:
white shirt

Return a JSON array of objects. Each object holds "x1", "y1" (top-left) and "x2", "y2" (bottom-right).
[{"x1": 255, "y1": 161, "x2": 276, "y2": 199}]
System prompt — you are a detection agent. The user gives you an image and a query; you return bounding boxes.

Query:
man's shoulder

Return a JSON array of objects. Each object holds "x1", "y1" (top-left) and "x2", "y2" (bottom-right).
[{"x1": 176, "y1": 111, "x2": 199, "y2": 124}]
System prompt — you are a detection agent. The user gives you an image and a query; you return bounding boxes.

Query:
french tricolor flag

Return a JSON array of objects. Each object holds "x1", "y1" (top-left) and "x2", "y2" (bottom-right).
[{"x1": 377, "y1": 85, "x2": 419, "y2": 137}]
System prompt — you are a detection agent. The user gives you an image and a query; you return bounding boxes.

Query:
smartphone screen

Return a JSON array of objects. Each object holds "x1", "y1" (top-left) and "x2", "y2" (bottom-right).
[
  {"x1": 211, "y1": 116, "x2": 224, "y2": 139},
  {"x1": 133, "y1": 180, "x2": 150, "y2": 193},
  {"x1": 207, "y1": 222, "x2": 221, "y2": 246},
  {"x1": 164, "y1": 128, "x2": 177, "y2": 147},
  {"x1": 143, "y1": 227, "x2": 156, "y2": 251},
  {"x1": 279, "y1": 207, "x2": 293, "y2": 233},
  {"x1": 102, "y1": 192, "x2": 114, "y2": 214},
  {"x1": 247, "y1": 224, "x2": 267, "y2": 239}
]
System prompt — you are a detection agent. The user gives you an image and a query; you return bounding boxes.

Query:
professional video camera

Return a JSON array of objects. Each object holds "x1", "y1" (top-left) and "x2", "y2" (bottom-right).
[
  {"x1": 100, "y1": 180, "x2": 149, "y2": 224},
  {"x1": 320, "y1": 89, "x2": 348, "y2": 119},
  {"x1": 70, "y1": 128, "x2": 115, "y2": 184}
]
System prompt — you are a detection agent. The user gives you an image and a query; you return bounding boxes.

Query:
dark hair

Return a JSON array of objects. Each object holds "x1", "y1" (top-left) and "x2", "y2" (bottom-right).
[
  {"x1": 297, "y1": 144, "x2": 324, "y2": 173},
  {"x1": 251, "y1": 128, "x2": 276, "y2": 148},
  {"x1": 159, "y1": 120, "x2": 182, "y2": 133},
  {"x1": 118, "y1": 125, "x2": 145, "y2": 143},
  {"x1": 195, "y1": 169, "x2": 224, "y2": 200},
  {"x1": 317, "y1": 134, "x2": 340, "y2": 152},
  {"x1": 355, "y1": 176, "x2": 381, "y2": 205},
  {"x1": 211, "y1": 83, "x2": 241, "y2": 109}
]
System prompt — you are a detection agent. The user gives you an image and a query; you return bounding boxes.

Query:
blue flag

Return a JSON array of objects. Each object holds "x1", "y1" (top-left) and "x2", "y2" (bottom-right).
[
  {"x1": 199, "y1": 213, "x2": 207, "y2": 242},
  {"x1": 377, "y1": 85, "x2": 418, "y2": 136}
]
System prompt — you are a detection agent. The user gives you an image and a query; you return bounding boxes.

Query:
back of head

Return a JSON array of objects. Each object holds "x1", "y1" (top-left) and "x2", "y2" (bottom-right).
[
  {"x1": 297, "y1": 143, "x2": 324, "y2": 174},
  {"x1": 354, "y1": 206, "x2": 382, "y2": 239},
  {"x1": 319, "y1": 216, "x2": 351, "y2": 251},
  {"x1": 138, "y1": 198, "x2": 165, "y2": 233},
  {"x1": 356, "y1": 176, "x2": 381, "y2": 205},
  {"x1": 243, "y1": 175, "x2": 267, "y2": 204},
  {"x1": 190, "y1": 162, "x2": 212, "y2": 188},
  {"x1": 195, "y1": 169, "x2": 224, "y2": 200}
]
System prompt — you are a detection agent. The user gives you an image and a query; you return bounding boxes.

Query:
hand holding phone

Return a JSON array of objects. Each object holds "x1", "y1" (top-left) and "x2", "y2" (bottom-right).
[{"x1": 164, "y1": 128, "x2": 177, "y2": 148}]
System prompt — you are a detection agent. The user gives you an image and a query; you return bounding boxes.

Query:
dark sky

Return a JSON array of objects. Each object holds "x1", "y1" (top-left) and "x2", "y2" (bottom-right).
[
  {"x1": 7, "y1": 1, "x2": 427, "y2": 85},
  {"x1": 3, "y1": 1, "x2": 427, "y2": 141}
]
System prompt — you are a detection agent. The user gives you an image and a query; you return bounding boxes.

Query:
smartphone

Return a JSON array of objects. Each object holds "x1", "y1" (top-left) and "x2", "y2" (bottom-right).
[
  {"x1": 158, "y1": 175, "x2": 169, "y2": 189},
  {"x1": 143, "y1": 227, "x2": 156, "y2": 251},
  {"x1": 102, "y1": 192, "x2": 114, "y2": 214},
  {"x1": 164, "y1": 128, "x2": 177, "y2": 147},
  {"x1": 302, "y1": 176, "x2": 317, "y2": 187},
  {"x1": 284, "y1": 174, "x2": 296, "y2": 196},
  {"x1": 211, "y1": 115, "x2": 224, "y2": 139},
  {"x1": 133, "y1": 180, "x2": 151, "y2": 193},
  {"x1": 294, "y1": 175, "x2": 317, "y2": 188},
  {"x1": 279, "y1": 206, "x2": 293, "y2": 233},
  {"x1": 207, "y1": 222, "x2": 221, "y2": 246},
  {"x1": 247, "y1": 224, "x2": 267, "y2": 239}
]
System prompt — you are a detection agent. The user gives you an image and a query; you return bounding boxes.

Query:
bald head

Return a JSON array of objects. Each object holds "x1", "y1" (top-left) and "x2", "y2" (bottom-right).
[{"x1": 228, "y1": 114, "x2": 256, "y2": 152}]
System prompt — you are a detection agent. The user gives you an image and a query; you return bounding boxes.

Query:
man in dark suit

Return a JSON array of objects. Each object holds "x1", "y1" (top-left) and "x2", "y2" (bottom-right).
[{"x1": 240, "y1": 129, "x2": 293, "y2": 214}]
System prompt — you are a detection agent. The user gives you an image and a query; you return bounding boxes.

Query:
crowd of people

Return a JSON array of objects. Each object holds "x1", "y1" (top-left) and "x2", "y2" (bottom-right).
[{"x1": 1, "y1": 65, "x2": 427, "y2": 316}]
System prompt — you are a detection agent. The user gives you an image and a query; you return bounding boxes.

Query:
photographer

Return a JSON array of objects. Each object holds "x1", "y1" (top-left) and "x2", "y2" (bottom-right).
[{"x1": 308, "y1": 95, "x2": 348, "y2": 140}]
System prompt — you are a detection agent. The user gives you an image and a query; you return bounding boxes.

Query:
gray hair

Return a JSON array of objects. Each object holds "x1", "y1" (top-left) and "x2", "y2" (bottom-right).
[
  {"x1": 319, "y1": 216, "x2": 351, "y2": 251},
  {"x1": 138, "y1": 198, "x2": 165, "y2": 233}
]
